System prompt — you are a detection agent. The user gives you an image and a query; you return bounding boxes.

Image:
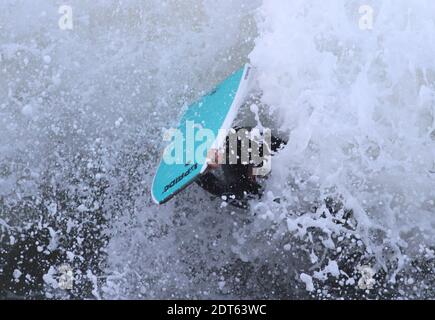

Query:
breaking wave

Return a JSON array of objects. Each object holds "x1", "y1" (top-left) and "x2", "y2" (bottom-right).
[{"x1": 0, "y1": 0, "x2": 433, "y2": 299}]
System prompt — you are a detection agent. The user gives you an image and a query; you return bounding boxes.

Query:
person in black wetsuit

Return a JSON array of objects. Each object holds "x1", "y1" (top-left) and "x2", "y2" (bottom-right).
[{"x1": 196, "y1": 127, "x2": 286, "y2": 209}]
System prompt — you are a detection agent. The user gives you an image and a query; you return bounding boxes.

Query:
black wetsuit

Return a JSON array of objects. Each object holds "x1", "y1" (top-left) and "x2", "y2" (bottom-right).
[{"x1": 196, "y1": 128, "x2": 286, "y2": 208}]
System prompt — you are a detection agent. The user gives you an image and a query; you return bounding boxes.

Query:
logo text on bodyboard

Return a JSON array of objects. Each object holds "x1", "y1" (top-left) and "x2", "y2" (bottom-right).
[{"x1": 163, "y1": 163, "x2": 199, "y2": 194}]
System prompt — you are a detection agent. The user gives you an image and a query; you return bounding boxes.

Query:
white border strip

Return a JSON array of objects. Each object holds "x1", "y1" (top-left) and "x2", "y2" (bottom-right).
[{"x1": 200, "y1": 64, "x2": 253, "y2": 174}]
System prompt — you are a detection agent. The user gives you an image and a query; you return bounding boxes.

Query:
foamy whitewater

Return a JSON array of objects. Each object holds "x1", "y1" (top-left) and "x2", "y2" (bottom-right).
[{"x1": 0, "y1": 0, "x2": 434, "y2": 299}]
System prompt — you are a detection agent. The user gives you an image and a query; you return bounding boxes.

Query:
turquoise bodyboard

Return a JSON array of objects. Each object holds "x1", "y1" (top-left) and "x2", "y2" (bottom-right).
[{"x1": 152, "y1": 65, "x2": 252, "y2": 204}]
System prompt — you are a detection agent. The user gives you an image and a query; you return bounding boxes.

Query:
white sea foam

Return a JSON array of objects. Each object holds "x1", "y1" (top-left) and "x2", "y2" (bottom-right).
[{"x1": 250, "y1": 0, "x2": 435, "y2": 292}]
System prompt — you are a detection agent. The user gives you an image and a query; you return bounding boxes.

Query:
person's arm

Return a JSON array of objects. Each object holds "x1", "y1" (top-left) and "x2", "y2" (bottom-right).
[{"x1": 196, "y1": 171, "x2": 226, "y2": 197}]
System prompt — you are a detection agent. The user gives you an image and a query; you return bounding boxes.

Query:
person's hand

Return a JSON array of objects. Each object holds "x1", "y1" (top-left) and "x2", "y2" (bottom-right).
[{"x1": 206, "y1": 148, "x2": 223, "y2": 170}]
